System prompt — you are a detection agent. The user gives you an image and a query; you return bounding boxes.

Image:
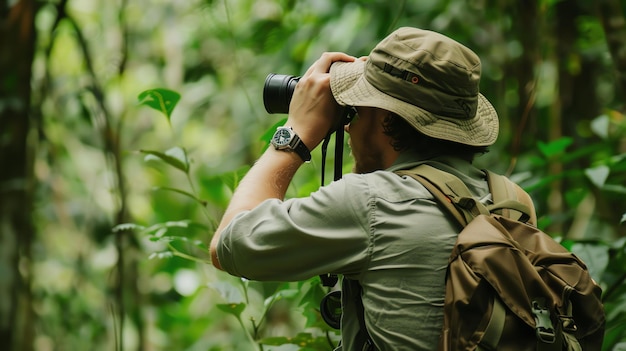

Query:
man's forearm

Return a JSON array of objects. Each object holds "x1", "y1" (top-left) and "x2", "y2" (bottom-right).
[{"x1": 209, "y1": 147, "x2": 304, "y2": 269}]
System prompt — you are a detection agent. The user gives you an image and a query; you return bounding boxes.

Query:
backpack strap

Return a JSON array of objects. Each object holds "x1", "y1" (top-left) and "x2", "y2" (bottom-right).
[
  {"x1": 477, "y1": 297, "x2": 507, "y2": 351},
  {"x1": 346, "y1": 278, "x2": 377, "y2": 351},
  {"x1": 397, "y1": 165, "x2": 535, "y2": 226},
  {"x1": 485, "y1": 170, "x2": 536, "y2": 225},
  {"x1": 396, "y1": 164, "x2": 490, "y2": 227}
]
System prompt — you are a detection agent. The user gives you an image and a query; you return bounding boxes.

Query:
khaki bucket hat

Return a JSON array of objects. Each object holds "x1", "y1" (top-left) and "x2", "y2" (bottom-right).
[{"x1": 330, "y1": 27, "x2": 499, "y2": 146}]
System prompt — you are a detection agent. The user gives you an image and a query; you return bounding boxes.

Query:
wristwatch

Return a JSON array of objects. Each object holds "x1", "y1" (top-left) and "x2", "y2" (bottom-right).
[{"x1": 270, "y1": 126, "x2": 311, "y2": 162}]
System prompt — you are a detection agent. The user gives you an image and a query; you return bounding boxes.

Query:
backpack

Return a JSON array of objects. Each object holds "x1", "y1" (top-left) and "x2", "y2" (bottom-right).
[{"x1": 392, "y1": 164, "x2": 606, "y2": 351}]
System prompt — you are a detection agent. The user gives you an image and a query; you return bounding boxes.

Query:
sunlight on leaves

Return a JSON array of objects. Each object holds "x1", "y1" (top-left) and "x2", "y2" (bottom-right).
[
  {"x1": 584, "y1": 165, "x2": 610, "y2": 188},
  {"x1": 138, "y1": 88, "x2": 181, "y2": 122},
  {"x1": 148, "y1": 251, "x2": 175, "y2": 260},
  {"x1": 112, "y1": 223, "x2": 146, "y2": 232},
  {"x1": 153, "y1": 227, "x2": 168, "y2": 238},
  {"x1": 173, "y1": 269, "x2": 200, "y2": 296},
  {"x1": 143, "y1": 220, "x2": 206, "y2": 235},
  {"x1": 152, "y1": 236, "x2": 206, "y2": 249}
]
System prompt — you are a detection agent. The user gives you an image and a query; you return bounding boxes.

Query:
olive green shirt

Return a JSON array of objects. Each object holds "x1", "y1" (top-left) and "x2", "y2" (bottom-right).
[{"x1": 216, "y1": 152, "x2": 491, "y2": 350}]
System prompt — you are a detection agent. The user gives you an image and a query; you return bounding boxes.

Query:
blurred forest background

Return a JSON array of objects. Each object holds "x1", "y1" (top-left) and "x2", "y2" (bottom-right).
[{"x1": 1, "y1": 0, "x2": 626, "y2": 350}]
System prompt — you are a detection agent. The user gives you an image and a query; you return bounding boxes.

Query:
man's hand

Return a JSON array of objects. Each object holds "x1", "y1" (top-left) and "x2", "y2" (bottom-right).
[{"x1": 286, "y1": 52, "x2": 356, "y2": 150}]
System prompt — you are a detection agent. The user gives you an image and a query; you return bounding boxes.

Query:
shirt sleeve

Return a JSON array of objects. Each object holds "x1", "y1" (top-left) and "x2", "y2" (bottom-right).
[{"x1": 216, "y1": 174, "x2": 373, "y2": 281}]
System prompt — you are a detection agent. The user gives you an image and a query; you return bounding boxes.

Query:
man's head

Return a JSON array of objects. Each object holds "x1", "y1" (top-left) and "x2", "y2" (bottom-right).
[{"x1": 330, "y1": 27, "x2": 499, "y2": 148}]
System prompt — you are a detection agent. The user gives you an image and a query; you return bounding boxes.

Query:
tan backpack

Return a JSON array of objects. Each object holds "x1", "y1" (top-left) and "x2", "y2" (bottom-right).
[{"x1": 397, "y1": 164, "x2": 606, "y2": 351}]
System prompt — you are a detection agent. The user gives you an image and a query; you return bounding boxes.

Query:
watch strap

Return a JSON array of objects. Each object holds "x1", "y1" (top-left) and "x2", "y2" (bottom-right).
[{"x1": 291, "y1": 134, "x2": 311, "y2": 162}]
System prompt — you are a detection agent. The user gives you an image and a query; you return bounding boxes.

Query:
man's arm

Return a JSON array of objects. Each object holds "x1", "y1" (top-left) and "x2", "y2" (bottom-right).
[
  {"x1": 209, "y1": 148, "x2": 302, "y2": 269},
  {"x1": 209, "y1": 52, "x2": 356, "y2": 270}
]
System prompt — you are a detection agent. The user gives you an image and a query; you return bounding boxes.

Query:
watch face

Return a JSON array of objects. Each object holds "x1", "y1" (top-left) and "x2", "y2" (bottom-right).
[{"x1": 272, "y1": 128, "x2": 293, "y2": 147}]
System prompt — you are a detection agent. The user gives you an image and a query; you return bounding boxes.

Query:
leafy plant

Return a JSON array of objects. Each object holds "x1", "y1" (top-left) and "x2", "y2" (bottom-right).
[{"x1": 518, "y1": 112, "x2": 626, "y2": 350}]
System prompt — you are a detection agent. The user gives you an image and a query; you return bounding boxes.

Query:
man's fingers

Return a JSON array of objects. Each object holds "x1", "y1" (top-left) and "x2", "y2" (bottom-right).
[
  {"x1": 316, "y1": 52, "x2": 357, "y2": 68},
  {"x1": 302, "y1": 52, "x2": 357, "y2": 77}
]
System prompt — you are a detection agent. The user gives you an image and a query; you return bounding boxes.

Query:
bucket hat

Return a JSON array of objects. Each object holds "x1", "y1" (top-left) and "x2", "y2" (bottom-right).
[{"x1": 330, "y1": 27, "x2": 499, "y2": 146}]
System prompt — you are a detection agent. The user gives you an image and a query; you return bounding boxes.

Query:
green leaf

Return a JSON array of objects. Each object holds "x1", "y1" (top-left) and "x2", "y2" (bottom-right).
[
  {"x1": 297, "y1": 278, "x2": 330, "y2": 329},
  {"x1": 153, "y1": 227, "x2": 168, "y2": 238},
  {"x1": 298, "y1": 277, "x2": 325, "y2": 308},
  {"x1": 590, "y1": 114, "x2": 610, "y2": 140},
  {"x1": 621, "y1": 213, "x2": 626, "y2": 224},
  {"x1": 569, "y1": 242, "x2": 610, "y2": 283},
  {"x1": 264, "y1": 288, "x2": 300, "y2": 308},
  {"x1": 613, "y1": 237, "x2": 626, "y2": 250},
  {"x1": 138, "y1": 88, "x2": 180, "y2": 122},
  {"x1": 537, "y1": 137, "x2": 573, "y2": 158},
  {"x1": 152, "y1": 236, "x2": 206, "y2": 248},
  {"x1": 141, "y1": 147, "x2": 189, "y2": 172},
  {"x1": 216, "y1": 303, "x2": 246, "y2": 318},
  {"x1": 584, "y1": 165, "x2": 610, "y2": 188},
  {"x1": 143, "y1": 220, "x2": 201, "y2": 233},
  {"x1": 564, "y1": 188, "x2": 587, "y2": 208},
  {"x1": 141, "y1": 220, "x2": 208, "y2": 243},
  {"x1": 603, "y1": 184, "x2": 626, "y2": 194}
]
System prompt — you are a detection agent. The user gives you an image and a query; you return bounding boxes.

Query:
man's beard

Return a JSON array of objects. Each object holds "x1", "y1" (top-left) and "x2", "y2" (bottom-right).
[{"x1": 350, "y1": 150, "x2": 385, "y2": 174}]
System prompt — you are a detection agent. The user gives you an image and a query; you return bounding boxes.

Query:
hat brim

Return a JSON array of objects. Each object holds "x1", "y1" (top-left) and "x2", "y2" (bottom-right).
[{"x1": 330, "y1": 60, "x2": 499, "y2": 147}]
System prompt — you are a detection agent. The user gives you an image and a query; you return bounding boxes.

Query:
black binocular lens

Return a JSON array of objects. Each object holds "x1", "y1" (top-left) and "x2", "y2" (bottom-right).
[
  {"x1": 263, "y1": 73, "x2": 300, "y2": 114},
  {"x1": 320, "y1": 290, "x2": 342, "y2": 330}
]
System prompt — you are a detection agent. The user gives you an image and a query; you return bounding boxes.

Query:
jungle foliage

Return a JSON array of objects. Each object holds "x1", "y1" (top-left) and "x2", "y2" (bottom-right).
[{"x1": 1, "y1": 0, "x2": 625, "y2": 350}]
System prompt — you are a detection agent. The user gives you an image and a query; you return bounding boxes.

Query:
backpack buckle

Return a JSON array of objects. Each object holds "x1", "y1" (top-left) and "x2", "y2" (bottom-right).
[
  {"x1": 559, "y1": 315, "x2": 578, "y2": 333},
  {"x1": 532, "y1": 298, "x2": 556, "y2": 343}
]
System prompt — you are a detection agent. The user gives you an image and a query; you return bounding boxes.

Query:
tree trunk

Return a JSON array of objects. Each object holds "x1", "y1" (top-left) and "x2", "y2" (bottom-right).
[
  {"x1": 0, "y1": 1, "x2": 38, "y2": 350},
  {"x1": 502, "y1": 0, "x2": 541, "y2": 174},
  {"x1": 597, "y1": 0, "x2": 626, "y2": 98},
  {"x1": 514, "y1": 0, "x2": 540, "y2": 150}
]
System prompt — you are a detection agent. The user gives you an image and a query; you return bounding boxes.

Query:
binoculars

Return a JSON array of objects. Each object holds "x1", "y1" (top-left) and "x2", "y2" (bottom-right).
[{"x1": 263, "y1": 73, "x2": 300, "y2": 114}]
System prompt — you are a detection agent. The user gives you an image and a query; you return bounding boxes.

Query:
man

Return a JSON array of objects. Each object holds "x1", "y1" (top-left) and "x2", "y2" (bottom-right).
[{"x1": 210, "y1": 27, "x2": 509, "y2": 350}]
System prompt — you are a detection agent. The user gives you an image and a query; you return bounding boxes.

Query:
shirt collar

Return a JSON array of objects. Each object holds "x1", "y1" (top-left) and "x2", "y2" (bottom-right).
[{"x1": 385, "y1": 149, "x2": 485, "y2": 180}]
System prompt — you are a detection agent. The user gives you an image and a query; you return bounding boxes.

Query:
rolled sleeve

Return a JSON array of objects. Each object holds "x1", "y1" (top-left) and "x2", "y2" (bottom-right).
[{"x1": 216, "y1": 175, "x2": 373, "y2": 281}]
